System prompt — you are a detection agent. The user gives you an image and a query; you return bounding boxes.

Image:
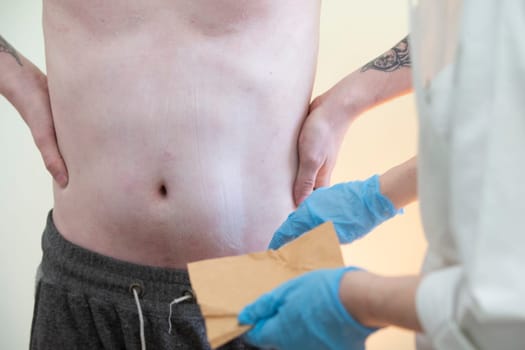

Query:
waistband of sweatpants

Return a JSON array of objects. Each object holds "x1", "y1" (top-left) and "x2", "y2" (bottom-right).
[{"x1": 40, "y1": 210, "x2": 197, "y2": 305}]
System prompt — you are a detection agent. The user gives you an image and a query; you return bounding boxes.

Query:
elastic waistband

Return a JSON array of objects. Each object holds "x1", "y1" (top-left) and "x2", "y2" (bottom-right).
[{"x1": 40, "y1": 211, "x2": 195, "y2": 305}]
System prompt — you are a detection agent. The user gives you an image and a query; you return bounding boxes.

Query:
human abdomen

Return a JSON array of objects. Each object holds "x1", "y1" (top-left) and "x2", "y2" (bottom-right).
[{"x1": 43, "y1": 0, "x2": 320, "y2": 268}]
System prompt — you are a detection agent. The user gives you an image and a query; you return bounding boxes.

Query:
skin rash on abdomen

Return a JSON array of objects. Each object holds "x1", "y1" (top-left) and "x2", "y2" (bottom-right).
[{"x1": 43, "y1": 0, "x2": 321, "y2": 268}]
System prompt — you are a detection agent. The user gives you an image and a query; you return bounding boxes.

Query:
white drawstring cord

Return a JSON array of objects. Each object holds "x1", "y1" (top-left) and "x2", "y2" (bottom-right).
[
  {"x1": 168, "y1": 294, "x2": 193, "y2": 334},
  {"x1": 132, "y1": 287, "x2": 147, "y2": 350}
]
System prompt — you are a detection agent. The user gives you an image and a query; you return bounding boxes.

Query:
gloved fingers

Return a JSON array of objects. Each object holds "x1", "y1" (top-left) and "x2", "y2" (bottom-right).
[
  {"x1": 268, "y1": 195, "x2": 329, "y2": 250},
  {"x1": 268, "y1": 216, "x2": 316, "y2": 249},
  {"x1": 238, "y1": 292, "x2": 281, "y2": 325},
  {"x1": 267, "y1": 211, "x2": 304, "y2": 249},
  {"x1": 267, "y1": 224, "x2": 294, "y2": 250},
  {"x1": 243, "y1": 312, "x2": 284, "y2": 349},
  {"x1": 268, "y1": 233, "x2": 288, "y2": 250}
]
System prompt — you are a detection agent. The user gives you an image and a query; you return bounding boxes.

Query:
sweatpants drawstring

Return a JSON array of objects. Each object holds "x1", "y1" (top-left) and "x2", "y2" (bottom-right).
[
  {"x1": 168, "y1": 289, "x2": 195, "y2": 334},
  {"x1": 131, "y1": 284, "x2": 146, "y2": 350}
]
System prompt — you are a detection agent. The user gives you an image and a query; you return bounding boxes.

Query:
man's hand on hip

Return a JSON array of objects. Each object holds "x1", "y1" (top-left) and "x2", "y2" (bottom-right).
[{"x1": 0, "y1": 45, "x2": 68, "y2": 187}]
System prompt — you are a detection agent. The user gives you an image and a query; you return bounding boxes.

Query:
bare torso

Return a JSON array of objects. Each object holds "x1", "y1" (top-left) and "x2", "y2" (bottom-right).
[{"x1": 44, "y1": 0, "x2": 320, "y2": 268}]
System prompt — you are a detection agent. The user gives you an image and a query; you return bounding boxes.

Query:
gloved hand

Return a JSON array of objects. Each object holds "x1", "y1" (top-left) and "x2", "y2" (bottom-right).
[
  {"x1": 269, "y1": 174, "x2": 401, "y2": 249},
  {"x1": 238, "y1": 267, "x2": 377, "y2": 350}
]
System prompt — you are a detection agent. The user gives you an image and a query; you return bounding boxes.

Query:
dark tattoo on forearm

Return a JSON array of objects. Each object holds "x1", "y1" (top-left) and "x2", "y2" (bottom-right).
[
  {"x1": 0, "y1": 35, "x2": 23, "y2": 66},
  {"x1": 361, "y1": 36, "x2": 410, "y2": 72}
]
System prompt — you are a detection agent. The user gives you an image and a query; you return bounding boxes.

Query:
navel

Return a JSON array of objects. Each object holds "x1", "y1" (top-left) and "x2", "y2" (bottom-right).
[{"x1": 159, "y1": 183, "x2": 168, "y2": 198}]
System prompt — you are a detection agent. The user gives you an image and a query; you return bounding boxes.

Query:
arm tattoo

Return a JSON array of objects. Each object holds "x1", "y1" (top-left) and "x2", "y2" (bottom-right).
[
  {"x1": 0, "y1": 35, "x2": 23, "y2": 66},
  {"x1": 361, "y1": 36, "x2": 410, "y2": 72}
]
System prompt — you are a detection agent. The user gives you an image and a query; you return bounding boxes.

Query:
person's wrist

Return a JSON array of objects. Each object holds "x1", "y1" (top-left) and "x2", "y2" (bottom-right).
[
  {"x1": 336, "y1": 71, "x2": 377, "y2": 120},
  {"x1": 0, "y1": 52, "x2": 29, "y2": 97},
  {"x1": 378, "y1": 157, "x2": 418, "y2": 210},
  {"x1": 339, "y1": 268, "x2": 386, "y2": 329},
  {"x1": 5, "y1": 66, "x2": 48, "y2": 117},
  {"x1": 313, "y1": 75, "x2": 370, "y2": 128},
  {"x1": 365, "y1": 174, "x2": 401, "y2": 219},
  {"x1": 0, "y1": 69, "x2": 19, "y2": 99}
]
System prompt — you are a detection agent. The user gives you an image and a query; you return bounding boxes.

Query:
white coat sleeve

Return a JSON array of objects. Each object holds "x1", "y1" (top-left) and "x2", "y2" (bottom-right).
[{"x1": 416, "y1": 1, "x2": 525, "y2": 349}]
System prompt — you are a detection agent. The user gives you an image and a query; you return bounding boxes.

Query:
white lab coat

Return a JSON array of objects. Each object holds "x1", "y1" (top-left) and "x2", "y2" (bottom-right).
[{"x1": 410, "y1": 0, "x2": 525, "y2": 349}]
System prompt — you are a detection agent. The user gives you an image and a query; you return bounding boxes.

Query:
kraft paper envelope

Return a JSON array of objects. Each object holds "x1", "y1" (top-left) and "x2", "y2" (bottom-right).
[{"x1": 187, "y1": 222, "x2": 345, "y2": 349}]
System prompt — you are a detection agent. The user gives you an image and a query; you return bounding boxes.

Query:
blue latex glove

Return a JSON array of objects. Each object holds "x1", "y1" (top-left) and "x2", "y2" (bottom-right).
[
  {"x1": 269, "y1": 174, "x2": 401, "y2": 249},
  {"x1": 238, "y1": 267, "x2": 377, "y2": 350}
]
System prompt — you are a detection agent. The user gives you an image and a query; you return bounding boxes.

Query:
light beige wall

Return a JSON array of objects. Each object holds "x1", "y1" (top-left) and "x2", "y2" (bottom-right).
[{"x1": 0, "y1": 1, "x2": 424, "y2": 349}]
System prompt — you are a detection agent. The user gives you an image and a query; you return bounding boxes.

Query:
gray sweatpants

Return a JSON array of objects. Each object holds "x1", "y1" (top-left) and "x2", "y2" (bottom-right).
[{"x1": 30, "y1": 211, "x2": 257, "y2": 350}]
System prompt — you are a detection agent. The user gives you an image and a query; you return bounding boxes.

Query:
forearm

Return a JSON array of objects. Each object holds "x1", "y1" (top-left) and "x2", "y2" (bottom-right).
[
  {"x1": 0, "y1": 35, "x2": 48, "y2": 118},
  {"x1": 378, "y1": 156, "x2": 417, "y2": 209},
  {"x1": 339, "y1": 270, "x2": 422, "y2": 332},
  {"x1": 0, "y1": 35, "x2": 25, "y2": 96},
  {"x1": 0, "y1": 34, "x2": 68, "y2": 185},
  {"x1": 0, "y1": 35, "x2": 23, "y2": 66},
  {"x1": 334, "y1": 36, "x2": 413, "y2": 121}
]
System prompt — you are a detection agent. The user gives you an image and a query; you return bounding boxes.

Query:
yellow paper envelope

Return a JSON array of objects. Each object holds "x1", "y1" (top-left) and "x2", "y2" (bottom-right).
[{"x1": 187, "y1": 222, "x2": 345, "y2": 349}]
